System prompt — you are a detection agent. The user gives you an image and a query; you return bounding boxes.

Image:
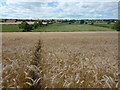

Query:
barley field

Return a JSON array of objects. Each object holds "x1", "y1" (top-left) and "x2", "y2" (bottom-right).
[{"x1": 2, "y1": 32, "x2": 118, "y2": 88}]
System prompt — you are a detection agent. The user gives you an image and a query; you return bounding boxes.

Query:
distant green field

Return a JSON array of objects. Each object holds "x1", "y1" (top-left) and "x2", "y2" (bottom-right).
[
  {"x1": 33, "y1": 23, "x2": 115, "y2": 32},
  {"x1": 93, "y1": 24, "x2": 114, "y2": 28},
  {"x1": 1, "y1": 24, "x2": 23, "y2": 32},
  {"x1": 1, "y1": 23, "x2": 116, "y2": 32}
]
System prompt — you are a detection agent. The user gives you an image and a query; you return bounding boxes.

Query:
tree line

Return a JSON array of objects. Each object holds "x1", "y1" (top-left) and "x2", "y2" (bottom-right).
[{"x1": 19, "y1": 21, "x2": 52, "y2": 32}]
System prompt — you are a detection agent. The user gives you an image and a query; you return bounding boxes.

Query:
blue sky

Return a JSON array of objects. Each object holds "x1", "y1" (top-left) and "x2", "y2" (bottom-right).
[{"x1": 0, "y1": 0, "x2": 119, "y2": 19}]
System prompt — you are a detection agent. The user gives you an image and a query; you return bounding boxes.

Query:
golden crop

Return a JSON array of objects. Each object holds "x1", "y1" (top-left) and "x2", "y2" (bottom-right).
[{"x1": 1, "y1": 32, "x2": 118, "y2": 88}]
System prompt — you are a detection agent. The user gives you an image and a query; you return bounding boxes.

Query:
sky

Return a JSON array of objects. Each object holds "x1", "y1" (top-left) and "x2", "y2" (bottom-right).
[{"x1": 0, "y1": 0, "x2": 119, "y2": 19}]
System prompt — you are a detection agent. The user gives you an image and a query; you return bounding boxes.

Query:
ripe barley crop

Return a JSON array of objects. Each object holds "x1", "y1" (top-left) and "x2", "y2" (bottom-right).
[{"x1": 2, "y1": 32, "x2": 118, "y2": 88}]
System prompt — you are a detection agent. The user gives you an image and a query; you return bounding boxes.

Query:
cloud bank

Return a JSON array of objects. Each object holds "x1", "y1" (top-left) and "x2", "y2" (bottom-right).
[{"x1": 0, "y1": 0, "x2": 119, "y2": 19}]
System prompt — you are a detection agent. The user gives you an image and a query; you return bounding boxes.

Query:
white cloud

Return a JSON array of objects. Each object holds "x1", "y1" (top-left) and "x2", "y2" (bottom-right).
[
  {"x1": 6, "y1": 0, "x2": 120, "y2": 4},
  {"x1": 0, "y1": 0, "x2": 119, "y2": 19}
]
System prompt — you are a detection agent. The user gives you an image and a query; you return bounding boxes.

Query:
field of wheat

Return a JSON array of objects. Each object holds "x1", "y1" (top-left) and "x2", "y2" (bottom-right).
[{"x1": 1, "y1": 32, "x2": 118, "y2": 88}]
